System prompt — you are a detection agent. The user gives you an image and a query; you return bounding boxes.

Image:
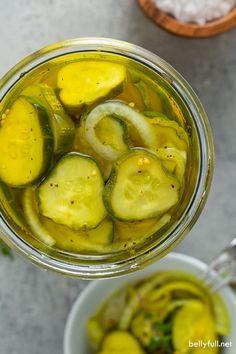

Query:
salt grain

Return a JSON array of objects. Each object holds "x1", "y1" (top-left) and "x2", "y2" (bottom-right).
[{"x1": 155, "y1": 0, "x2": 236, "y2": 25}]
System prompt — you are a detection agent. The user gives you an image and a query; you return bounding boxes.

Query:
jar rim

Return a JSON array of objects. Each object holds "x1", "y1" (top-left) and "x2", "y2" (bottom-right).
[{"x1": 0, "y1": 38, "x2": 214, "y2": 278}]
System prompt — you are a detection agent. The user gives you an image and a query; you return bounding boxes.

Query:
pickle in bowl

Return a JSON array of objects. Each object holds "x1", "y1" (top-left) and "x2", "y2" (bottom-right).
[
  {"x1": 0, "y1": 39, "x2": 213, "y2": 277},
  {"x1": 86, "y1": 270, "x2": 231, "y2": 354}
]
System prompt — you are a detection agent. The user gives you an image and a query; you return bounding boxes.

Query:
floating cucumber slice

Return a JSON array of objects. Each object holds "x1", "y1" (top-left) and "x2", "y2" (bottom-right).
[
  {"x1": 58, "y1": 61, "x2": 126, "y2": 111},
  {"x1": 134, "y1": 81, "x2": 150, "y2": 109},
  {"x1": 99, "y1": 331, "x2": 144, "y2": 354},
  {"x1": 42, "y1": 217, "x2": 114, "y2": 253},
  {"x1": 22, "y1": 187, "x2": 113, "y2": 251},
  {"x1": 146, "y1": 116, "x2": 189, "y2": 152},
  {"x1": 85, "y1": 101, "x2": 156, "y2": 161},
  {"x1": 103, "y1": 149, "x2": 180, "y2": 221},
  {"x1": 38, "y1": 152, "x2": 107, "y2": 230},
  {"x1": 22, "y1": 188, "x2": 55, "y2": 246},
  {"x1": 0, "y1": 96, "x2": 53, "y2": 187},
  {"x1": 0, "y1": 181, "x2": 26, "y2": 230},
  {"x1": 134, "y1": 79, "x2": 173, "y2": 118},
  {"x1": 173, "y1": 300, "x2": 218, "y2": 354},
  {"x1": 109, "y1": 214, "x2": 171, "y2": 252},
  {"x1": 115, "y1": 214, "x2": 171, "y2": 241},
  {"x1": 156, "y1": 148, "x2": 187, "y2": 182},
  {"x1": 23, "y1": 83, "x2": 75, "y2": 154}
]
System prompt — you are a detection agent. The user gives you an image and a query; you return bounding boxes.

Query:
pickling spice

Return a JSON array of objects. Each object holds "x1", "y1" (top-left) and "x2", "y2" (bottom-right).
[{"x1": 155, "y1": 0, "x2": 236, "y2": 25}]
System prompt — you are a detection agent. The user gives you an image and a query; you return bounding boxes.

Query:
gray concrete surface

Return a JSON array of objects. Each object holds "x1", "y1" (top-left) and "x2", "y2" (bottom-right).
[{"x1": 0, "y1": 0, "x2": 235, "y2": 353}]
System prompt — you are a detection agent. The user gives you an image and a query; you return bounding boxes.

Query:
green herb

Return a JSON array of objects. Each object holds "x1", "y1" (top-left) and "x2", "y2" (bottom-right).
[
  {"x1": 148, "y1": 334, "x2": 172, "y2": 353},
  {"x1": 153, "y1": 320, "x2": 172, "y2": 334},
  {"x1": 0, "y1": 239, "x2": 13, "y2": 258}
]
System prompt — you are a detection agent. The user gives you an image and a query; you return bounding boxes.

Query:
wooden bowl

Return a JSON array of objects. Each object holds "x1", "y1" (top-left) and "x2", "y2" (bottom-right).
[{"x1": 138, "y1": 0, "x2": 236, "y2": 38}]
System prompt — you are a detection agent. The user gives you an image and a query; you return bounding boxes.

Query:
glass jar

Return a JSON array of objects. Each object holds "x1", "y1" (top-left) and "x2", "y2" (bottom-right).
[{"x1": 0, "y1": 38, "x2": 214, "y2": 278}]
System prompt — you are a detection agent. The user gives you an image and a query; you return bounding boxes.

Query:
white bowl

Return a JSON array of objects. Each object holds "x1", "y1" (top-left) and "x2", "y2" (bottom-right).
[{"x1": 64, "y1": 253, "x2": 236, "y2": 354}]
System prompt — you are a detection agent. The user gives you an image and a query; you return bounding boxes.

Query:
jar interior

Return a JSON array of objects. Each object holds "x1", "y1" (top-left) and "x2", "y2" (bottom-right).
[{"x1": 0, "y1": 50, "x2": 201, "y2": 268}]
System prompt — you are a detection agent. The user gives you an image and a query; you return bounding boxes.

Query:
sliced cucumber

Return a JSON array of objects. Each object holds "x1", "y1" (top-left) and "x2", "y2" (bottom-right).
[
  {"x1": 22, "y1": 188, "x2": 55, "y2": 246},
  {"x1": 23, "y1": 83, "x2": 75, "y2": 154},
  {"x1": 103, "y1": 149, "x2": 180, "y2": 221},
  {"x1": 22, "y1": 187, "x2": 113, "y2": 252},
  {"x1": 38, "y1": 152, "x2": 107, "y2": 230},
  {"x1": 134, "y1": 81, "x2": 150, "y2": 109},
  {"x1": 112, "y1": 214, "x2": 171, "y2": 251},
  {"x1": 0, "y1": 96, "x2": 53, "y2": 187},
  {"x1": 147, "y1": 80, "x2": 174, "y2": 119},
  {"x1": 0, "y1": 181, "x2": 26, "y2": 230},
  {"x1": 156, "y1": 148, "x2": 187, "y2": 182},
  {"x1": 133, "y1": 78, "x2": 173, "y2": 118},
  {"x1": 146, "y1": 116, "x2": 189, "y2": 152},
  {"x1": 42, "y1": 217, "x2": 114, "y2": 253},
  {"x1": 85, "y1": 101, "x2": 156, "y2": 161},
  {"x1": 115, "y1": 214, "x2": 171, "y2": 241},
  {"x1": 99, "y1": 331, "x2": 144, "y2": 354},
  {"x1": 58, "y1": 61, "x2": 126, "y2": 111},
  {"x1": 173, "y1": 301, "x2": 217, "y2": 354}
]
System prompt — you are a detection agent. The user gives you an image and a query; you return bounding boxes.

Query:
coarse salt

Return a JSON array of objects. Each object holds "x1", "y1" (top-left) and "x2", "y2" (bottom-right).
[{"x1": 155, "y1": 0, "x2": 236, "y2": 25}]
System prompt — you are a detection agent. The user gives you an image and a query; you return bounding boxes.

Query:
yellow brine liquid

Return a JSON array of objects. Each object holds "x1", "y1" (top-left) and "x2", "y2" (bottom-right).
[
  {"x1": 87, "y1": 271, "x2": 230, "y2": 354},
  {"x1": 0, "y1": 52, "x2": 196, "y2": 255}
]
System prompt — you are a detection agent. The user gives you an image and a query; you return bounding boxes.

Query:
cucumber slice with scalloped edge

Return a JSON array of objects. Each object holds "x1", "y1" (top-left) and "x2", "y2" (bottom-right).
[
  {"x1": 134, "y1": 81, "x2": 162, "y2": 112},
  {"x1": 173, "y1": 300, "x2": 218, "y2": 354},
  {"x1": 42, "y1": 216, "x2": 114, "y2": 253},
  {"x1": 110, "y1": 214, "x2": 171, "y2": 251},
  {"x1": 156, "y1": 147, "x2": 187, "y2": 182},
  {"x1": 103, "y1": 149, "x2": 180, "y2": 221},
  {"x1": 99, "y1": 331, "x2": 144, "y2": 354},
  {"x1": 0, "y1": 96, "x2": 53, "y2": 187},
  {"x1": 38, "y1": 152, "x2": 107, "y2": 230},
  {"x1": 58, "y1": 61, "x2": 126, "y2": 112},
  {"x1": 147, "y1": 116, "x2": 189, "y2": 152},
  {"x1": 22, "y1": 187, "x2": 113, "y2": 251},
  {"x1": 22, "y1": 83, "x2": 75, "y2": 154},
  {"x1": 133, "y1": 78, "x2": 173, "y2": 118}
]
